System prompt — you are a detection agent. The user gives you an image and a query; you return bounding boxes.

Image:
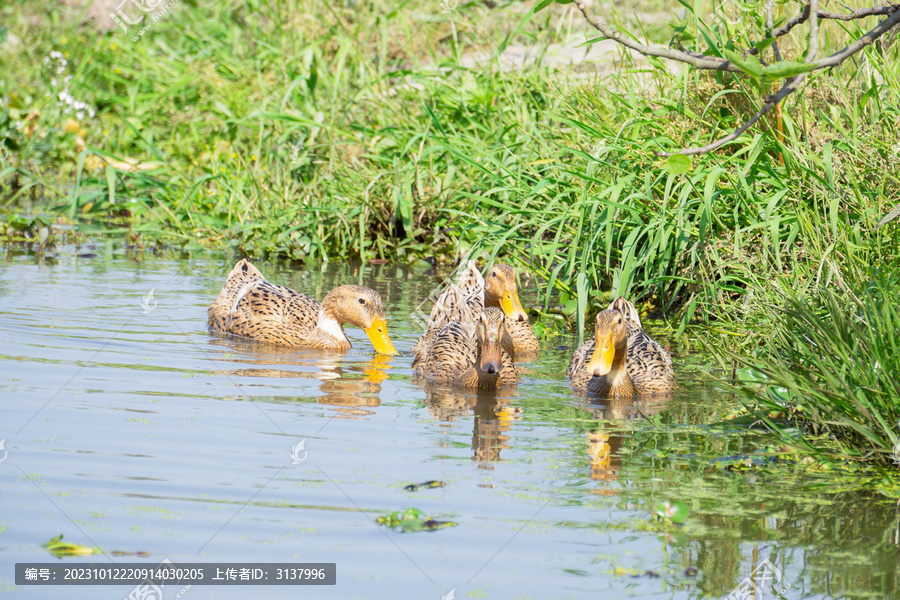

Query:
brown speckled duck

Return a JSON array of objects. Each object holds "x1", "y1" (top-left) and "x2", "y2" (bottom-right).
[
  {"x1": 208, "y1": 260, "x2": 397, "y2": 355},
  {"x1": 568, "y1": 297, "x2": 674, "y2": 396},
  {"x1": 413, "y1": 306, "x2": 517, "y2": 389},
  {"x1": 483, "y1": 264, "x2": 540, "y2": 356},
  {"x1": 414, "y1": 261, "x2": 539, "y2": 358}
]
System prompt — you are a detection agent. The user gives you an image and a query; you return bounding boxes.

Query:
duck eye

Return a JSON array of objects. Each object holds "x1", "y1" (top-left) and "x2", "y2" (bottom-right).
[
  {"x1": 492, "y1": 272, "x2": 497, "y2": 278},
  {"x1": 358, "y1": 298, "x2": 366, "y2": 305},
  {"x1": 617, "y1": 317, "x2": 622, "y2": 324}
]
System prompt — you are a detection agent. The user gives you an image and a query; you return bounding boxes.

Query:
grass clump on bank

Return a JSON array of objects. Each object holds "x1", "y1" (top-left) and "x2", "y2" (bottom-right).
[{"x1": 728, "y1": 274, "x2": 900, "y2": 469}]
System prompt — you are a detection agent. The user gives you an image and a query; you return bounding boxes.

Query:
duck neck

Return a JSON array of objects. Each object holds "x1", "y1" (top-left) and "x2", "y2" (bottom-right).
[
  {"x1": 313, "y1": 297, "x2": 350, "y2": 348},
  {"x1": 608, "y1": 342, "x2": 637, "y2": 396},
  {"x1": 594, "y1": 341, "x2": 636, "y2": 397},
  {"x1": 484, "y1": 291, "x2": 499, "y2": 309}
]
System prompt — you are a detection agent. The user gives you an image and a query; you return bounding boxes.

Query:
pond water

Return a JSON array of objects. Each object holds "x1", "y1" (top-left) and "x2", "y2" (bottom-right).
[{"x1": 2, "y1": 241, "x2": 898, "y2": 600}]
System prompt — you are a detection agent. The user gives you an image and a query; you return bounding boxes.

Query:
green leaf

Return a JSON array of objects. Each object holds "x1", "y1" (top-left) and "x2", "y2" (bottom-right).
[
  {"x1": 875, "y1": 203, "x2": 900, "y2": 230},
  {"x1": 665, "y1": 153, "x2": 691, "y2": 175},
  {"x1": 105, "y1": 165, "x2": 116, "y2": 206},
  {"x1": 534, "y1": 0, "x2": 554, "y2": 12},
  {"x1": 722, "y1": 48, "x2": 764, "y2": 78},
  {"x1": 654, "y1": 500, "x2": 690, "y2": 524},
  {"x1": 404, "y1": 480, "x2": 447, "y2": 491},
  {"x1": 576, "y1": 272, "x2": 588, "y2": 343},
  {"x1": 754, "y1": 37, "x2": 776, "y2": 53},
  {"x1": 762, "y1": 60, "x2": 817, "y2": 80}
]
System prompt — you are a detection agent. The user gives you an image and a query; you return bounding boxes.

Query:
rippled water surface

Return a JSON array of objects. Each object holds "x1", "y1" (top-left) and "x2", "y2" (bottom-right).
[{"x1": 2, "y1": 244, "x2": 898, "y2": 599}]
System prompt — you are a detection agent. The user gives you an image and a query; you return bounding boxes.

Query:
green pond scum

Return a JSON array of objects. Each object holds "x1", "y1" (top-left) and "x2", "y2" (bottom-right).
[{"x1": 376, "y1": 508, "x2": 458, "y2": 533}]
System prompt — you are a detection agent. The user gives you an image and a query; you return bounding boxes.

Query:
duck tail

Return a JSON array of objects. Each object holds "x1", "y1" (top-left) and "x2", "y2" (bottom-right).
[
  {"x1": 427, "y1": 284, "x2": 475, "y2": 332},
  {"x1": 226, "y1": 259, "x2": 266, "y2": 286},
  {"x1": 208, "y1": 260, "x2": 267, "y2": 329},
  {"x1": 456, "y1": 260, "x2": 484, "y2": 312}
]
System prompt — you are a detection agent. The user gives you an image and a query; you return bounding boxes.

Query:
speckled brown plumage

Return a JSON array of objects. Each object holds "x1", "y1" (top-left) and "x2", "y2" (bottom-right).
[
  {"x1": 484, "y1": 264, "x2": 540, "y2": 356},
  {"x1": 413, "y1": 308, "x2": 518, "y2": 389},
  {"x1": 208, "y1": 259, "x2": 396, "y2": 353},
  {"x1": 411, "y1": 283, "x2": 475, "y2": 363},
  {"x1": 412, "y1": 261, "x2": 483, "y2": 364},
  {"x1": 568, "y1": 297, "x2": 674, "y2": 397},
  {"x1": 457, "y1": 261, "x2": 485, "y2": 314}
]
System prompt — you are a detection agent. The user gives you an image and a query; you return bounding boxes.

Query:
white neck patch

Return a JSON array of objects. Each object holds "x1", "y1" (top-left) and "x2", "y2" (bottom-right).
[{"x1": 317, "y1": 309, "x2": 348, "y2": 343}]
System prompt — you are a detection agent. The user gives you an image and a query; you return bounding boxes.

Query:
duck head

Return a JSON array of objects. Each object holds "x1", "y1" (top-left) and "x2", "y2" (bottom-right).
[
  {"x1": 587, "y1": 309, "x2": 629, "y2": 378},
  {"x1": 484, "y1": 264, "x2": 528, "y2": 323},
  {"x1": 476, "y1": 307, "x2": 513, "y2": 375},
  {"x1": 322, "y1": 285, "x2": 398, "y2": 355}
]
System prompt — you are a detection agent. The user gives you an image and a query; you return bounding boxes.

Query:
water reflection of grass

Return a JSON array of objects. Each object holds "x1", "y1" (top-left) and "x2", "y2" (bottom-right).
[{"x1": 550, "y1": 395, "x2": 900, "y2": 598}]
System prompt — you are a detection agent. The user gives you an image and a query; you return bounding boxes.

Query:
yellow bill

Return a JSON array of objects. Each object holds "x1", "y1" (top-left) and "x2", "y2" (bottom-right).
[
  {"x1": 500, "y1": 291, "x2": 528, "y2": 322},
  {"x1": 364, "y1": 315, "x2": 398, "y2": 356},
  {"x1": 587, "y1": 333, "x2": 615, "y2": 377}
]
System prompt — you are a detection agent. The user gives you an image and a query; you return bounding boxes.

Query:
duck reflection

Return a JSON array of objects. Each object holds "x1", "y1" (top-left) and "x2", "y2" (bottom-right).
[
  {"x1": 424, "y1": 388, "x2": 523, "y2": 464},
  {"x1": 206, "y1": 337, "x2": 392, "y2": 410},
  {"x1": 317, "y1": 354, "x2": 393, "y2": 411},
  {"x1": 580, "y1": 394, "x2": 670, "y2": 482}
]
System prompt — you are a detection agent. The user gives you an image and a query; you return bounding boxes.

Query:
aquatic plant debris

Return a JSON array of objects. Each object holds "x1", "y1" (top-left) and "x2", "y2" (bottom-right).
[
  {"x1": 43, "y1": 534, "x2": 99, "y2": 557},
  {"x1": 376, "y1": 508, "x2": 457, "y2": 533},
  {"x1": 653, "y1": 501, "x2": 690, "y2": 524},
  {"x1": 403, "y1": 480, "x2": 447, "y2": 492}
]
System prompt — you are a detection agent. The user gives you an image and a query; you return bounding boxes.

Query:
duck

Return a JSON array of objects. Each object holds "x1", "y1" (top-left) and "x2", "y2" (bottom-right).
[
  {"x1": 567, "y1": 297, "x2": 674, "y2": 396},
  {"x1": 413, "y1": 261, "x2": 539, "y2": 357},
  {"x1": 483, "y1": 264, "x2": 540, "y2": 356},
  {"x1": 411, "y1": 278, "x2": 479, "y2": 364},
  {"x1": 208, "y1": 259, "x2": 397, "y2": 355},
  {"x1": 413, "y1": 306, "x2": 518, "y2": 389}
]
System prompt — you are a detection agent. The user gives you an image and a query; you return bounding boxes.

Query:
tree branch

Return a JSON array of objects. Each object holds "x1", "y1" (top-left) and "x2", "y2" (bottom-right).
[
  {"x1": 658, "y1": 7, "x2": 900, "y2": 156},
  {"x1": 813, "y1": 7, "x2": 900, "y2": 67},
  {"x1": 750, "y1": 3, "x2": 899, "y2": 54},
  {"x1": 765, "y1": 0, "x2": 783, "y2": 62},
  {"x1": 574, "y1": 0, "x2": 738, "y2": 71},
  {"x1": 806, "y1": 0, "x2": 819, "y2": 62},
  {"x1": 656, "y1": 73, "x2": 809, "y2": 156},
  {"x1": 572, "y1": 0, "x2": 900, "y2": 156}
]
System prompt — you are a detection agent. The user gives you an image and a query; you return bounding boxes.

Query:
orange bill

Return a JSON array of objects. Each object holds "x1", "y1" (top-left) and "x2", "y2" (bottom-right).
[
  {"x1": 499, "y1": 291, "x2": 528, "y2": 322},
  {"x1": 364, "y1": 315, "x2": 398, "y2": 356},
  {"x1": 586, "y1": 332, "x2": 615, "y2": 377}
]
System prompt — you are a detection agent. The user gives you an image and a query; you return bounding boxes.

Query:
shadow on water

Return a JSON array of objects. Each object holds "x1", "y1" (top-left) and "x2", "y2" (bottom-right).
[{"x1": 2, "y1": 242, "x2": 899, "y2": 599}]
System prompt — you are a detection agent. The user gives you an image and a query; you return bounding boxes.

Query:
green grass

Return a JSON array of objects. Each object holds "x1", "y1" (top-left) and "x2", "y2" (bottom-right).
[
  {"x1": 5, "y1": 0, "x2": 897, "y2": 320},
  {"x1": 726, "y1": 275, "x2": 900, "y2": 467}
]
